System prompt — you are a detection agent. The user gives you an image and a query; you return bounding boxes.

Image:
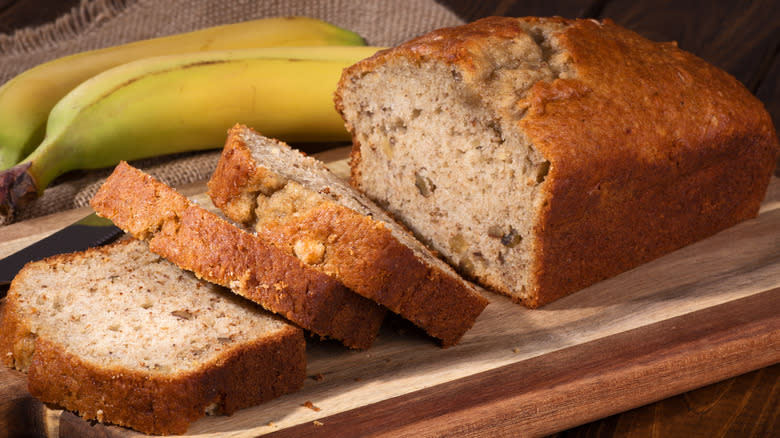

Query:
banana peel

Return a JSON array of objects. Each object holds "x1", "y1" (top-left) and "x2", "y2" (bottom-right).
[{"x1": 0, "y1": 16, "x2": 365, "y2": 170}]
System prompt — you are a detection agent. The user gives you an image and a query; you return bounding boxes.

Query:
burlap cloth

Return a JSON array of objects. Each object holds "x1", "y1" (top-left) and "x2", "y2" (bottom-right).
[{"x1": 0, "y1": 0, "x2": 464, "y2": 225}]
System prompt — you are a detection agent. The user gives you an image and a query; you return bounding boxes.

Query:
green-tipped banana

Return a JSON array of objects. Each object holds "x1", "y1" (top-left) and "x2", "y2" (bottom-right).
[
  {"x1": 0, "y1": 16, "x2": 365, "y2": 170},
  {"x1": 0, "y1": 45, "x2": 383, "y2": 223}
]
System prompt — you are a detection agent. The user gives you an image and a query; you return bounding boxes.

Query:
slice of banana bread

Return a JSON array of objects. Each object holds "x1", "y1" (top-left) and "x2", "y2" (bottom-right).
[
  {"x1": 90, "y1": 162, "x2": 385, "y2": 349},
  {"x1": 208, "y1": 125, "x2": 488, "y2": 347},
  {"x1": 0, "y1": 239, "x2": 305, "y2": 435},
  {"x1": 335, "y1": 16, "x2": 779, "y2": 308}
]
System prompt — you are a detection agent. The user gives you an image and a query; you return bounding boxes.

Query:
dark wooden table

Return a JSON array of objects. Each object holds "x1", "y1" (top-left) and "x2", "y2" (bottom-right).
[{"x1": 1, "y1": 1, "x2": 777, "y2": 437}]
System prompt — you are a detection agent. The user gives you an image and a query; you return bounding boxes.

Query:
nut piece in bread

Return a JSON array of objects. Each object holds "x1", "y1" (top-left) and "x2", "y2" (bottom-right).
[
  {"x1": 0, "y1": 239, "x2": 305, "y2": 435},
  {"x1": 90, "y1": 161, "x2": 385, "y2": 349},
  {"x1": 335, "y1": 16, "x2": 779, "y2": 307},
  {"x1": 208, "y1": 125, "x2": 488, "y2": 347}
]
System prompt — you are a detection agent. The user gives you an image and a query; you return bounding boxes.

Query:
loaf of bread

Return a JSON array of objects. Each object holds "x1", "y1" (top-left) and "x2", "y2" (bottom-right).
[
  {"x1": 208, "y1": 125, "x2": 488, "y2": 347},
  {"x1": 335, "y1": 16, "x2": 779, "y2": 308},
  {"x1": 0, "y1": 239, "x2": 305, "y2": 435},
  {"x1": 91, "y1": 162, "x2": 385, "y2": 349}
]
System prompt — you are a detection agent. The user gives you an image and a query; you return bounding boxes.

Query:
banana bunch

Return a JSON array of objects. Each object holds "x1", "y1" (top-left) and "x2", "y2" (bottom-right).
[
  {"x1": 0, "y1": 16, "x2": 364, "y2": 170},
  {"x1": 0, "y1": 18, "x2": 382, "y2": 223}
]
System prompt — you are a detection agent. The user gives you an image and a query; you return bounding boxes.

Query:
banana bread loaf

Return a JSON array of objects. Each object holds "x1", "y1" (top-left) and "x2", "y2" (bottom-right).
[
  {"x1": 91, "y1": 162, "x2": 385, "y2": 349},
  {"x1": 0, "y1": 239, "x2": 305, "y2": 435},
  {"x1": 335, "y1": 16, "x2": 779, "y2": 307},
  {"x1": 208, "y1": 125, "x2": 488, "y2": 347}
]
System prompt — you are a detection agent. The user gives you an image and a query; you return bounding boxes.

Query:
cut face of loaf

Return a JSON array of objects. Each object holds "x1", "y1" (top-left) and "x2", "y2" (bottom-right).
[
  {"x1": 90, "y1": 161, "x2": 385, "y2": 349},
  {"x1": 0, "y1": 239, "x2": 305, "y2": 435},
  {"x1": 208, "y1": 125, "x2": 488, "y2": 347},
  {"x1": 336, "y1": 17, "x2": 779, "y2": 307}
]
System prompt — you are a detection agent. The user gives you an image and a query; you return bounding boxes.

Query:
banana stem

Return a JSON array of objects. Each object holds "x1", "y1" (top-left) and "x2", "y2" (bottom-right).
[{"x1": 0, "y1": 162, "x2": 38, "y2": 224}]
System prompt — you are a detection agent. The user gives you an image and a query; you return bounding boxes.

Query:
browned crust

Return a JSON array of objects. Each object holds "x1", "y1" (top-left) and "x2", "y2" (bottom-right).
[
  {"x1": 521, "y1": 18, "x2": 779, "y2": 307},
  {"x1": 0, "y1": 296, "x2": 26, "y2": 369},
  {"x1": 207, "y1": 131, "x2": 283, "y2": 225},
  {"x1": 347, "y1": 139, "x2": 365, "y2": 188},
  {"x1": 90, "y1": 162, "x2": 385, "y2": 349},
  {"x1": 335, "y1": 17, "x2": 566, "y2": 101},
  {"x1": 24, "y1": 326, "x2": 304, "y2": 435},
  {"x1": 258, "y1": 205, "x2": 489, "y2": 347},
  {"x1": 337, "y1": 16, "x2": 779, "y2": 308},
  {"x1": 209, "y1": 127, "x2": 488, "y2": 346},
  {"x1": 0, "y1": 240, "x2": 306, "y2": 435}
]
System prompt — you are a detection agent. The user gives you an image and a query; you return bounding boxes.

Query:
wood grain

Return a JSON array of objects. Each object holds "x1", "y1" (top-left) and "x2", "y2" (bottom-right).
[
  {"x1": 0, "y1": 367, "x2": 47, "y2": 438},
  {"x1": 269, "y1": 290, "x2": 780, "y2": 438},
  {"x1": 552, "y1": 363, "x2": 780, "y2": 438}
]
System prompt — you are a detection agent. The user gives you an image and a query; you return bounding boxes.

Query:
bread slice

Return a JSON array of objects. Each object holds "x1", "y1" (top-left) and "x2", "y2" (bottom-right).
[
  {"x1": 335, "y1": 16, "x2": 779, "y2": 308},
  {"x1": 90, "y1": 162, "x2": 385, "y2": 350},
  {"x1": 207, "y1": 125, "x2": 488, "y2": 347},
  {"x1": 0, "y1": 239, "x2": 305, "y2": 435}
]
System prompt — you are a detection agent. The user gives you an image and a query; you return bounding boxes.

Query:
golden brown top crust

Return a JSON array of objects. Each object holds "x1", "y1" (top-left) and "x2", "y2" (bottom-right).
[
  {"x1": 521, "y1": 17, "x2": 778, "y2": 198},
  {"x1": 339, "y1": 16, "x2": 567, "y2": 79},
  {"x1": 519, "y1": 18, "x2": 779, "y2": 304},
  {"x1": 341, "y1": 16, "x2": 778, "y2": 184}
]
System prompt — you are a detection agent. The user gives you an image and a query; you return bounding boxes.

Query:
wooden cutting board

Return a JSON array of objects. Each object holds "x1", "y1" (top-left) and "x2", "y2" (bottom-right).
[{"x1": 1, "y1": 148, "x2": 778, "y2": 438}]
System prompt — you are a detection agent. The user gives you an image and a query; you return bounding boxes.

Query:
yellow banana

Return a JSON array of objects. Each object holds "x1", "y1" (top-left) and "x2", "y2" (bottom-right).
[
  {"x1": 0, "y1": 45, "x2": 383, "y2": 222},
  {"x1": 0, "y1": 16, "x2": 365, "y2": 170}
]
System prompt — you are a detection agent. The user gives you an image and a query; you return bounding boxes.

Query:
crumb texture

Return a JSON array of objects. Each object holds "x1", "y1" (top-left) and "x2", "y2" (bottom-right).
[
  {"x1": 91, "y1": 161, "x2": 385, "y2": 350},
  {"x1": 207, "y1": 125, "x2": 488, "y2": 346},
  {"x1": 6, "y1": 239, "x2": 288, "y2": 371},
  {"x1": 336, "y1": 18, "x2": 569, "y2": 304},
  {"x1": 0, "y1": 239, "x2": 305, "y2": 435}
]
